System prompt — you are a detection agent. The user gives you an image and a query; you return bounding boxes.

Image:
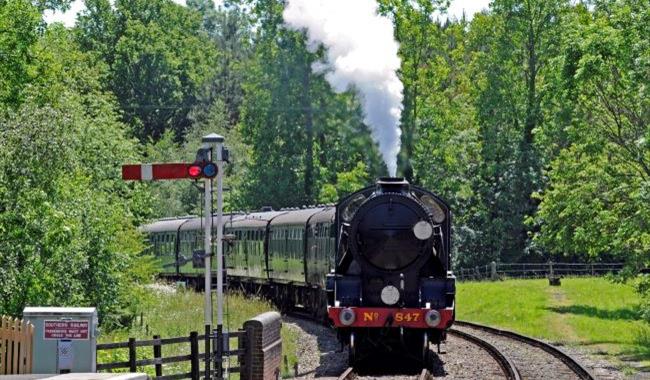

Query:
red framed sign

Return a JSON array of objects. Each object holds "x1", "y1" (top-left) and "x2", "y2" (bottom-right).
[{"x1": 43, "y1": 320, "x2": 90, "y2": 340}]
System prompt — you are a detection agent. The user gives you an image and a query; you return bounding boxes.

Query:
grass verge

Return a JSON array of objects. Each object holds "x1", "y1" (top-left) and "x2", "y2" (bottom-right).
[
  {"x1": 98, "y1": 284, "x2": 298, "y2": 378},
  {"x1": 457, "y1": 277, "x2": 649, "y2": 372}
]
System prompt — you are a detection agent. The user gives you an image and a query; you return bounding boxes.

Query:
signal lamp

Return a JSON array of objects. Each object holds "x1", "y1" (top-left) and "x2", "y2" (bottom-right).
[
  {"x1": 188, "y1": 164, "x2": 203, "y2": 178},
  {"x1": 202, "y1": 162, "x2": 218, "y2": 178}
]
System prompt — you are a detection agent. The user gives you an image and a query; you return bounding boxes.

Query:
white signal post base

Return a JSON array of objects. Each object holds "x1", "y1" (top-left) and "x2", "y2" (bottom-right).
[{"x1": 202, "y1": 133, "x2": 225, "y2": 328}]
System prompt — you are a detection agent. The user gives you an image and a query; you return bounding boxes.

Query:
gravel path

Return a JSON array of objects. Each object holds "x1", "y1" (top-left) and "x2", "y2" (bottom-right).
[
  {"x1": 283, "y1": 316, "x2": 348, "y2": 378},
  {"x1": 556, "y1": 344, "x2": 628, "y2": 380}
]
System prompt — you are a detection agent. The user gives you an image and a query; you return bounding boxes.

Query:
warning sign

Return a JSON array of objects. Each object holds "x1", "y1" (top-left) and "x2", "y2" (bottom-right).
[{"x1": 44, "y1": 320, "x2": 89, "y2": 340}]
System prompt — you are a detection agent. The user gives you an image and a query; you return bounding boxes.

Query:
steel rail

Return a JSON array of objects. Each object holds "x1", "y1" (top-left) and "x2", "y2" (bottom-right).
[
  {"x1": 418, "y1": 367, "x2": 433, "y2": 380},
  {"x1": 448, "y1": 328, "x2": 521, "y2": 380},
  {"x1": 455, "y1": 320, "x2": 596, "y2": 380},
  {"x1": 337, "y1": 366, "x2": 357, "y2": 380}
]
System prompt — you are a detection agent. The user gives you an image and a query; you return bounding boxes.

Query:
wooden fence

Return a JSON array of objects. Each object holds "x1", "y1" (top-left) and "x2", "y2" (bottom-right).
[
  {"x1": 97, "y1": 325, "x2": 245, "y2": 380},
  {"x1": 455, "y1": 262, "x2": 625, "y2": 281},
  {"x1": 0, "y1": 316, "x2": 33, "y2": 375}
]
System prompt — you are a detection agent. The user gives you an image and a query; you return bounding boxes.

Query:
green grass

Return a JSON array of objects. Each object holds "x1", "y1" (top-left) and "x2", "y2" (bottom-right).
[
  {"x1": 98, "y1": 285, "x2": 298, "y2": 378},
  {"x1": 457, "y1": 277, "x2": 650, "y2": 371}
]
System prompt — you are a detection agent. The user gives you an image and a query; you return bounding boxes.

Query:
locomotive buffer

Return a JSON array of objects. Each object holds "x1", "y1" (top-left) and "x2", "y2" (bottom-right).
[{"x1": 122, "y1": 133, "x2": 227, "y2": 329}]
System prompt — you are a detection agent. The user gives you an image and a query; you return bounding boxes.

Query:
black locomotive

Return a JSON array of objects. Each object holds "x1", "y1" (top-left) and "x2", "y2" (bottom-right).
[
  {"x1": 142, "y1": 177, "x2": 455, "y2": 362},
  {"x1": 327, "y1": 177, "x2": 455, "y2": 361}
]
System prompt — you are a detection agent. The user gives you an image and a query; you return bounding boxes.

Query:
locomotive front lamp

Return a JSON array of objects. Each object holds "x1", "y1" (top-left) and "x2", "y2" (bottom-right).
[
  {"x1": 413, "y1": 220, "x2": 433, "y2": 240},
  {"x1": 425, "y1": 310, "x2": 441, "y2": 327},
  {"x1": 381, "y1": 285, "x2": 400, "y2": 305},
  {"x1": 420, "y1": 195, "x2": 446, "y2": 224},
  {"x1": 340, "y1": 308, "x2": 356, "y2": 326}
]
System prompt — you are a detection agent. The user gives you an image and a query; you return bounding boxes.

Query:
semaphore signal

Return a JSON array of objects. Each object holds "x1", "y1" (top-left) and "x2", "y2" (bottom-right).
[
  {"x1": 121, "y1": 133, "x2": 227, "y2": 330},
  {"x1": 122, "y1": 163, "x2": 194, "y2": 181}
]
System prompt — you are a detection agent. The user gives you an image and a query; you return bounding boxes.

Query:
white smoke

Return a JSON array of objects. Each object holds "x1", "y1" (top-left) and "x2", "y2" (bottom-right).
[{"x1": 283, "y1": 0, "x2": 403, "y2": 176}]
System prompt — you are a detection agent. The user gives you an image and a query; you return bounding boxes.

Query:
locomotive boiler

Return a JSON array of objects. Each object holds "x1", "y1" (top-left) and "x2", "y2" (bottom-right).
[{"x1": 326, "y1": 177, "x2": 455, "y2": 362}]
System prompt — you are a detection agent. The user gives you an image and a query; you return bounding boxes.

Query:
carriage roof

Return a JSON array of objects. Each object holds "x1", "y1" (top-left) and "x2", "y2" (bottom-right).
[
  {"x1": 269, "y1": 207, "x2": 326, "y2": 227},
  {"x1": 140, "y1": 217, "x2": 193, "y2": 233}
]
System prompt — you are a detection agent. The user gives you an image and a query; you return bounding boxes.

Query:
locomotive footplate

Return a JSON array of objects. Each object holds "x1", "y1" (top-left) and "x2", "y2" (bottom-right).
[{"x1": 328, "y1": 307, "x2": 454, "y2": 328}]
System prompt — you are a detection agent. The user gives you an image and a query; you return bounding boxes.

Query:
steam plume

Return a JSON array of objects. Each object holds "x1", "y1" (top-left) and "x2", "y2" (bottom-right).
[{"x1": 283, "y1": 0, "x2": 403, "y2": 176}]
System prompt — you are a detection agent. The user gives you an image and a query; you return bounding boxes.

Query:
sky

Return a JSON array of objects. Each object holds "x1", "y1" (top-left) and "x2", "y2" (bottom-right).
[{"x1": 44, "y1": 0, "x2": 491, "y2": 27}]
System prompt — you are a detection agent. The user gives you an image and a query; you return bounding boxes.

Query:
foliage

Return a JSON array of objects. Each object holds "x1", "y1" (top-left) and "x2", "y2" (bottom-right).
[
  {"x1": 0, "y1": 0, "x2": 40, "y2": 107},
  {"x1": 2, "y1": 0, "x2": 648, "y2": 328},
  {"x1": 237, "y1": 0, "x2": 384, "y2": 209},
  {"x1": 532, "y1": 0, "x2": 649, "y2": 315},
  {"x1": 319, "y1": 162, "x2": 371, "y2": 203},
  {"x1": 0, "y1": 25, "x2": 154, "y2": 322},
  {"x1": 76, "y1": 0, "x2": 219, "y2": 141}
]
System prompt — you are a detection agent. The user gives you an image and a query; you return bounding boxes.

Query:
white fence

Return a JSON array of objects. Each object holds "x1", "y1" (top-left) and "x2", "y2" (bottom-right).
[{"x1": 455, "y1": 262, "x2": 625, "y2": 281}]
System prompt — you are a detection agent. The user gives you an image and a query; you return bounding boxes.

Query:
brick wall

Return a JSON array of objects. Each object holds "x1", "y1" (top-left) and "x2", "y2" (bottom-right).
[{"x1": 240, "y1": 311, "x2": 282, "y2": 380}]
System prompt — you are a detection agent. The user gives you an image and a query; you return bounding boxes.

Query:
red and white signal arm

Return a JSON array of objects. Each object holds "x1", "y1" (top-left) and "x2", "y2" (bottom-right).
[{"x1": 122, "y1": 163, "x2": 193, "y2": 181}]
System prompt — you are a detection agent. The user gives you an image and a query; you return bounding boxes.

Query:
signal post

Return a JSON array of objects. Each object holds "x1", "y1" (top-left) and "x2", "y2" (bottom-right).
[
  {"x1": 200, "y1": 133, "x2": 225, "y2": 329},
  {"x1": 122, "y1": 133, "x2": 227, "y2": 329}
]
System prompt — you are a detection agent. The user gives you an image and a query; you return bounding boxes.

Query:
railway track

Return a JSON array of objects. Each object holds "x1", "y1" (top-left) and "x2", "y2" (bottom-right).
[
  {"x1": 448, "y1": 328, "x2": 521, "y2": 380},
  {"x1": 336, "y1": 366, "x2": 432, "y2": 380},
  {"x1": 337, "y1": 367, "x2": 356, "y2": 380},
  {"x1": 287, "y1": 314, "x2": 597, "y2": 379},
  {"x1": 453, "y1": 320, "x2": 596, "y2": 380}
]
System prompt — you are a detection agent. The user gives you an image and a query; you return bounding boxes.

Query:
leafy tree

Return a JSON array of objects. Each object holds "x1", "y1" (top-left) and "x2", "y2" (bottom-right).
[
  {"x1": 76, "y1": 0, "x2": 218, "y2": 141},
  {"x1": 0, "y1": 0, "x2": 40, "y2": 107},
  {"x1": 187, "y1": 0, "x2": 253, "y2": 128},
  {"x1": 319, "y1": 162, "x2": 371, "y2": 203},
  {"x1": 462, "y1": 0, "x2": 567, "y2": 264},
  {"x1": 0, "y1": 25, "x2": 154, "y2": 322},
  {"x1": 237, "y1": 0, "x2": 383, "y2": 209},
  {"x1": 377, "y1": 0, "x2": 448, "y2": 182},
  {"x1": 533, "y1": 0, "x2": 649, "y2": 318}
]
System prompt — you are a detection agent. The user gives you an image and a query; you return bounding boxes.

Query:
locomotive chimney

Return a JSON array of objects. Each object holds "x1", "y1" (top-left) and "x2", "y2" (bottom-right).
[{"x1": 376, "y1": 177, "x2": 409, "y2": 194}]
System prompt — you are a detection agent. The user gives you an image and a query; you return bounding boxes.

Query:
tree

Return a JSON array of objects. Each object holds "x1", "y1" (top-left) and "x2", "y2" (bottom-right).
[
  {"x1": 0, "y1": 25, "x2": 154, "y2": 322},
  {"x1": 377, "y1": 0, "x2": 448, "y2": 183},
  {"x1": 533, "y1": 0, "x2": 649, "y2": 317},
  {"x1": 534, "y1": 0, "x2": 650, "y2": 321},
  {"x1": 0, "y1": 0, "x2": 40, "y2": 108},
  {"x1": 319, "y1": 162, "x2": 371, "y2": 203},
  {"x1": 237, "y1": 0, "x2": 383, "y2": 209},
  {"x1": 76, "y1": 0, "x2": 218, "y2": 141},
  {"x1": 187, "y1": 0, "x2": 253, "y2": 128},
  {"x1": 463, "y1": 0, "x2": 567, "y2": 263}
]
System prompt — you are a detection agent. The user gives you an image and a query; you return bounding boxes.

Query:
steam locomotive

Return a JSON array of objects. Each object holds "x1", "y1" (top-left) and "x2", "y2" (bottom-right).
[{"x1": 142, "y1": 177, "x2": 455, "y2": 362}]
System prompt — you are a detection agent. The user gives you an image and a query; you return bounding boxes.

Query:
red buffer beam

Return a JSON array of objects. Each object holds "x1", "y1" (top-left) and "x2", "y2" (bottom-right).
[{"x1": 122, "y1": 163, "x2": 193, "y2": 181}]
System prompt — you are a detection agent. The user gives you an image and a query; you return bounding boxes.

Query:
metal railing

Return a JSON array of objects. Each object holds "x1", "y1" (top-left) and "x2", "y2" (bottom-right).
[{"x1": 455, "y1": 262, "x2": 625, "y2": 281}]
